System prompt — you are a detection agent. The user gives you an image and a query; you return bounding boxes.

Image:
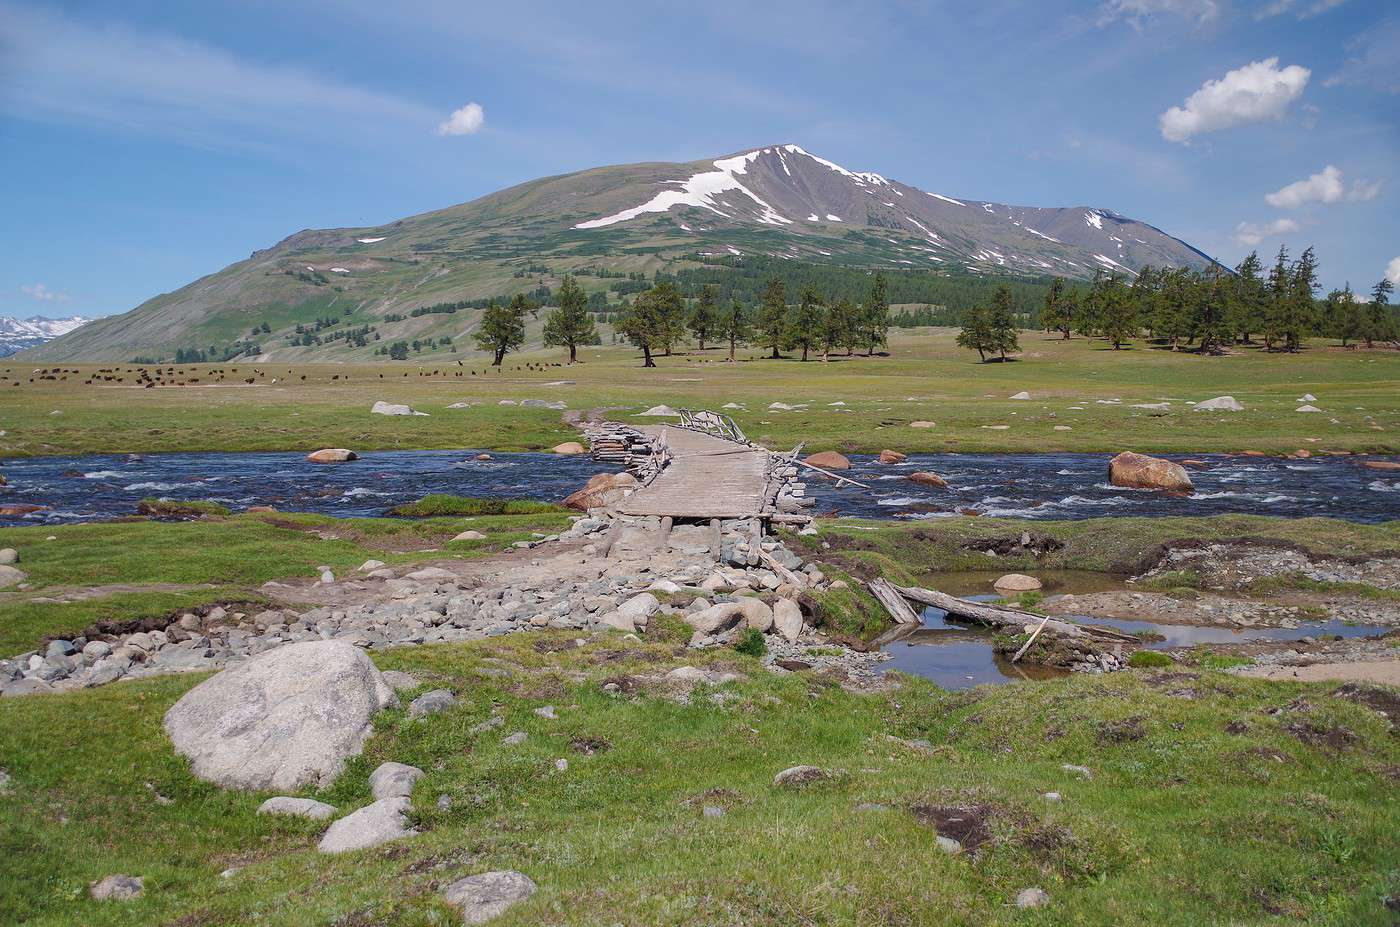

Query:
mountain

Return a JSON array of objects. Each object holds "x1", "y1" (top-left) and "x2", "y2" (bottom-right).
[
  {"x1": 0, "y1": 315, "x2": 91, "y2": 357},
  {"x1": 27, "y1": 144, "x2": 1217, "y2": 362}
]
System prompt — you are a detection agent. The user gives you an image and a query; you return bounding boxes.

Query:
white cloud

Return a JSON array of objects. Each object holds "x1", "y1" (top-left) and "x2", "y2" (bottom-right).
[
  {"x1": 1264, "y1": 164, "x2": 1380, "y2": 208},
  {"x1": 1233, "y1": 218, "x2": 1301, "y2": 246},
  {"x1": 1256, "y1": 0, "x2": 1349, "y2": 20},
  {"x1": 20, "y1": 283, "x2": 67, "y2": 302},
  {"x1": 435, "y1": 102, "x2": 485, "y2": 136},
  {"x1": 1160, "y1": 58, "x2": 1311, "y2": 143},
  {"x1": 0, "y1": 1, "x2": 437, "y2": 150},
  {"x1": 1387, "y1": 257, "x2": 1400, "y2": 286},
  {"x1": 1097, "y1": 0, "x2": 1221, "y2": 29}
]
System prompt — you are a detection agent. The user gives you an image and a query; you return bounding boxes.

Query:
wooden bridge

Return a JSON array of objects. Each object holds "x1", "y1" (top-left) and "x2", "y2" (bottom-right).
[{"x1": 615, "y1": 425, "x2": 773, "y2": 519}]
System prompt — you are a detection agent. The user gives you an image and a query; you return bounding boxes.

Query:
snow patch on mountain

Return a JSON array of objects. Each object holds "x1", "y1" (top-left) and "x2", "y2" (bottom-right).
[
  {"x1": 0, "y1": 315, "x2": 92, "y2": 357},
  {"x1": 574, "y1": 147, "x2": 793, "y2": 229}
]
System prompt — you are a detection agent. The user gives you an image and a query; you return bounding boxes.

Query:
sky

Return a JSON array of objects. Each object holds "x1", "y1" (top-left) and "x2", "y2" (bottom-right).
[{"x1": 1, "y1": 0, "x2": 1397, "y2": 320}]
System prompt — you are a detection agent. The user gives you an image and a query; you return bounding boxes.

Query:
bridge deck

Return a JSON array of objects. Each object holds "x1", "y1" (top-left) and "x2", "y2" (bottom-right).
[{"x1": 614, "y1": 425, "x2": 770, "y2": 519}]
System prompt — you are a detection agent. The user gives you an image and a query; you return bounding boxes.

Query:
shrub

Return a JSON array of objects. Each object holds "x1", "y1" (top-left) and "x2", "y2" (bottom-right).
[
  {"x1": 1127, "y1": 650, "x2": 1173, "y2": 668},
  {"x1": 734, "y1": 628, "x2": 766, "y2": 657},
  {"x1": 387, "y1": 494, "x2": 563, "y2": 517}
]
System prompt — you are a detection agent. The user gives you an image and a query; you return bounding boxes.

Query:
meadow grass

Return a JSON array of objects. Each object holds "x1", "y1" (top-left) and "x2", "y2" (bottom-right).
[
  {"x1": 4, "y1": 329, "x2": 1397, "y2": 458},
  {"x1": 1, "y1": 627, "x2": 1396, "y2": 926}
]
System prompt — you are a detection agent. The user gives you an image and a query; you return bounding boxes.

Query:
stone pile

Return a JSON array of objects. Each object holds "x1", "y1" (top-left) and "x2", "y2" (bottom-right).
[{"x1": 1, "y1": 512, "x2": 853, "y2": 696}]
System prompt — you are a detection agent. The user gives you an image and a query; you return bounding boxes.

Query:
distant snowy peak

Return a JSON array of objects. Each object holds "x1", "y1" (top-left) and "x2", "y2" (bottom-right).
[{"x1": 0, "y1": 315, "x2": 92, "y2": 356}]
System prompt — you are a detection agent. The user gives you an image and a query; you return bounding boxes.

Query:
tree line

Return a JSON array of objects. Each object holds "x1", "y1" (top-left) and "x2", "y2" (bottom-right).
[
  {"x1": 958, "y1": 245, "x2": 1397, "y2": 361},
  {"x1": 473, "y1": 273, "x2": 895, "y2": 366}
]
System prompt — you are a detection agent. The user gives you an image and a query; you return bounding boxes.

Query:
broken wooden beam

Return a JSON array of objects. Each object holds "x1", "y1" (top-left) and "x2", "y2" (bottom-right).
[
  {"x1": 868, "y1": 577, "x2": 922, "y2": 625},
  {"x1": 894, "y1": 584, "x2": 1139, "y2": 645}
]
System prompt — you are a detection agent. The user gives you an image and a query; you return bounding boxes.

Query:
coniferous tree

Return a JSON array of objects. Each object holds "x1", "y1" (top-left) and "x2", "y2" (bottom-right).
[
  {"x1": 1279, "y1": 246, "x2": 1319, "y2": 352},
  {"x1": 1326, "y1": 284, "x2": 1362, "y2": 347},
  {"x1": 719, "y1": 298, "x2": 752, "y2": 362},
  {"x1": 1230, "y1": 251, "x2": 1267, "y2": 344},
  {"x1": 787, "y1": 284, "x2": 824, "y2": 361},
  {"x1": 614, "y1": 289, "x2": 669, "y2": 367},
  {"x1": 956, "y1": 303, "x2": 994, "y2": 362},
  {"x1": 473, "y1": 295, "x2": 529, "y2": 365},
  {"x1": 542, "y1": 275, "x2": 597, "y2": 363},
  {"x1": 858, "y1": 272, "x2": 890, "y2": 355},
  {"x1": 1099, "y1": 274, "x2": 1138, "y2": 349},
  {"x1": 649, "y1": 280, "x2": 686, "y2": 356},
  {"x1": 823, "y1": 297, "x2": 858, "y2": 359},
  {"x1": 1263, "y1": 245, "x2": 1292, "y2": 352},
  {"x1": 1367, "y1": 277, "x2": 1395, "y2": 348},
  {"x1": 687, "y1": 284, "x2": 717, "y2": 351},
  {"x1": 1195, "y1": 268, "x2": 1231, "y2": 355},
  {"x1": 1041, "y1": 277, "x2": 1073, "y2": 339},
  {"x1": 757, "y1": 278, "x2": 788, "y2": 359},
  {"x1": 987, "y1": 285, "x2": 1020, "y2": 360},
  {"x1": 1078, "y1": 271, "x2": 1108, "y2": 338}
]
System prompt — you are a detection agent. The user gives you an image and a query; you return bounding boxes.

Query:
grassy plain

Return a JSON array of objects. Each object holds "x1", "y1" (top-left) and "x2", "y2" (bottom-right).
[
  {"x1": 4, "y1": 329, "x2": 1398, "y2": 458},
  {"x1": 3, "y1": 623, "x2": 1398, "y2": 926}
]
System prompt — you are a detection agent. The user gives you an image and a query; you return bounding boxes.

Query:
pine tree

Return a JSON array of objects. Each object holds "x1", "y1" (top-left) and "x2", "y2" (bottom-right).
[
  {"x1": 858, "y1": 273, "x2": 890, "y2": 355},
  {"x1": 757, "y1": 278, "x2": 788, "y2": 359},
  {"x1": 987, "y1": 285, "x2": 1020, "y2": 360},
  {"x1": 614, "y1": 289, "x2": 668, "y2": 367},
  {"x1": 1099, "y1": 274, "x2": 1137, "y2": 350},
  {"x1": 1280, "y1": 246, "x2": 1319, "y2": 352},
  {"x1": 1195, "y1": 267, "x2": 1231, "y2": 355},
  {"x1": 542, "y1": 275, "x2": 597, "y2": 364},
  {"x1": 823, "y1": 297, "x2": 858, "y2": 360},
  {"x1": 956, "y1": 304, "x2": 993, "y2": 362},
  {"x1": 1367, "y1": 277, "x2": 1395, "y2": 348},
  {"x1": 1228, "y1": 251, "x2": 1266, "y2": 344},
  {"x1": 648, "y1": 280, "x2": 686, "y2": 356},
  {"x1": 719, "y1": 298, "x2": 751, "y2": 362},
  {"x1": 473, "y1": 295, "x2": 528, "y2": 365},
  {"x1": 787, "y1": 284, "x2": 824, "y2": 361},
  {"x1": 1326, "y1": 284, "x2": 1362, "y2": 347},
  {"x1": 1263, "y1": 245, "x2": 1291, "y2": 352},
  {"x1": 687, "y1": 284, "x2": 717, "y2": 351},
  {"x1": 1041, "y1": 277, "x2": 1072, "y2": 339}
]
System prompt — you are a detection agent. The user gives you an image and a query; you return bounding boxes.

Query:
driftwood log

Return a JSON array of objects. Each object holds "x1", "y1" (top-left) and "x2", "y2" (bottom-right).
[
  {"x1": 866, "y1": 581, "x2": 1139, "y2": 672},
  {"x1": 868, "y1": 577, "x2": 922, "y2": 625}
]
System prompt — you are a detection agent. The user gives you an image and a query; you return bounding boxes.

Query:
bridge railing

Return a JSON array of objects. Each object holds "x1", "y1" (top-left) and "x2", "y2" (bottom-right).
[{"x1": 677, "y1": 409, "x2": 748, "y2": 445}]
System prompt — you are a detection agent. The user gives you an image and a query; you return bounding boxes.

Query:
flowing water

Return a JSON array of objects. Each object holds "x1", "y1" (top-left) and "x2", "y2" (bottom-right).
[{"x1": 1, "y1": 449, "x2": 1396, "y2": 524}]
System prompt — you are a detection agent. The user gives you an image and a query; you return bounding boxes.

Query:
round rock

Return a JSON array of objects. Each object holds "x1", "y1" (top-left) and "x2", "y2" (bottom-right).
[
  {"x1": 442, "y1": 870, "x2": 538, "y2": 925},
  {"x1": 993, "y1": 573, "x2": 1042, "y2": 592},
  {"x1": 163, "y1": 641, "x2": 397, "y2": 791}
]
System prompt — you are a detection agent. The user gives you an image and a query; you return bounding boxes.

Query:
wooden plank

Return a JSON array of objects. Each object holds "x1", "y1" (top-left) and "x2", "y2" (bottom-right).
[
  {"x1": 894, "y1": 584, "x2": 1138, "y2": 644},
  {"x1": 869, "y1": 577, "x2": 922, "y2": 625}
]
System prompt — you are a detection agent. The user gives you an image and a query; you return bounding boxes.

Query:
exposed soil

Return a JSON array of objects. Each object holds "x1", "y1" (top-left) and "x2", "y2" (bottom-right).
[{"x1": 909, "y1": 803, "x2": 993, "y2": 852}]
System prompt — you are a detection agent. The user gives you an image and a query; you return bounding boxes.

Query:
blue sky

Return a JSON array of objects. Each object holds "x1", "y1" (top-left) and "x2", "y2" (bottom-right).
[{"x1": 1, "y1": 0, "x2": 1396, "y2": 319}]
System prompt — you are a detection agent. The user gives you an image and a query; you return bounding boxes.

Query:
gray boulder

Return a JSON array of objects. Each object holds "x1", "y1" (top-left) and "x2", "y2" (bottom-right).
[
  {"x1": 0, "y1": 548, "x2": 17, "y2": 565},
  {"x1": 257, "y1": 796, "x2": 337, "y2": 820},
  {"x1": 369, "y1": 761, "x2": 424, "y2": 799},
  {"x1": 163, "y1": 641, "x2": 397, "y2": 791},
  {"x1": 685, "y1": 603, "x2": 745, "y2": 636},
  {"x1": 90, "y1": 875, "x2": 143, "y2": 900},
  {"x1": 773, "y1": 598, "x2": 803, "y2": 642},
  {"x1": 735, "y1": 597, "x2": 773, "y2": 633},
  {"x1": 408, "y1": 689, "x2": 456, "y2": 718},
  {"x1": 317, "y1": 796, "x2": 412, "y2": 853},
  {"x1": 0, "y1": 565, "x2": 25, "y2": 588},
  {"x1": 380, "y1": 670, "x2": 420, "y2": 692},
  {"x1": 442, "y1": 870, "x2": 538, "y2": 924}
]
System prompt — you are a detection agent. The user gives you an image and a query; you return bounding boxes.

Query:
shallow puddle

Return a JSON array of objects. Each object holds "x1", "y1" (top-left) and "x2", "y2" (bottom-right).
[{"x1": 882, "y1": 574, "x2": 1393, "y2": 689}]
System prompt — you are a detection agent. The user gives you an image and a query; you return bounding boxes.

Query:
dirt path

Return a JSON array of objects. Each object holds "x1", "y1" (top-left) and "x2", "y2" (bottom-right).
[{"x1": 1236, "y1": 661, "x2": 1400, "y2": 685}]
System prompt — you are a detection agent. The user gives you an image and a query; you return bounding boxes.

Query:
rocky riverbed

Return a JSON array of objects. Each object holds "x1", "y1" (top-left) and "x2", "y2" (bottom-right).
[{"x1": 1, "y1": 513, "x2": 892, "y2": 697}]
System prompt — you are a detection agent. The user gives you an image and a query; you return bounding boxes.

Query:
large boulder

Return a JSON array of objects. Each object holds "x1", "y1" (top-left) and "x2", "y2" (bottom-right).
[
  {"x1": 1194, "y1": 396, "x2": 1243, "y2": 412},
  {"x1": 908, "y1": 471, "x2": 948, "y2": 488},
  {"x1": 562, "y1": 472, "x2": 636, "y2": 510},
  {"x1": 878, "y1": 450, "x2": 907, "y2": 464},
  {"x1": 773, "y1": 598, "x2": 804, "y2": 642},
  {"x1": 553, "y1": 442, "x2": 587, "y2": 455},
  {"x1": 685, "y1": 603, "x2": 745, "y2": 635},
  {"x1": 993, "y1": 573, "x2": 1042, "y2": 592},
  {"x1": 163, "y1": 641, "x2": 397, "y2": 791},
  {"x1": 0, "y1": 565, "x2": 25, "y2": 588},
  {"x1": 306, "y1": 448, "x2": 358, "y2": 463},
  {"x1": 1362, "y1": 460, "x2": 1400, "y2": 472},
  {"x1": 371, "y1": 401, "x2": 423, "y2": 416},
  {"x1": 1107, "y1": 452, "x2": 1193, "y2": 494},
  {"x1": 804, "y1": 451, "x2": 850, "y2": 471}
]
